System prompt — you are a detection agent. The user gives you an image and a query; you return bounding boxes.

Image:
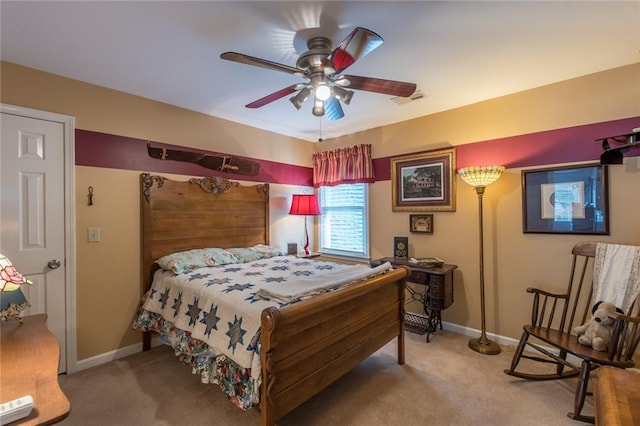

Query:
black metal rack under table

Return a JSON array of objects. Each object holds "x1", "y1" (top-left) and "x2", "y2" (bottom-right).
[{"x1": 370, "y1": 257, "x2": 457, "y2": 342}]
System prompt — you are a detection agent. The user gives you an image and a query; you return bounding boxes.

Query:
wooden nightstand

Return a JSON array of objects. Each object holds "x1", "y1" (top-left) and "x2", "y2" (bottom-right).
[
  {"x1": 371, "y1": 257, "x2": 457, "y2": 341},
  {"x1": 594, "y1": 366, "x2": 640, "y2": 425},
  {"x1": 0, "y1": 314, "x2": 70, "y2": 425}
]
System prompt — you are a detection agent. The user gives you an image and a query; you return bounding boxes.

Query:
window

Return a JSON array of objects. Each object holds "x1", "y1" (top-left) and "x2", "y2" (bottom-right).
[{"x1": 319, "y1": 183, "x2": 369, "y2": 259}]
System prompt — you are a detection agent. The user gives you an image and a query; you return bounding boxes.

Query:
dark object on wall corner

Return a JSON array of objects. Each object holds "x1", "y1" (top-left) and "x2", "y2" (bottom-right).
[
  {"x1": 598, "y1": 129, "x2": 640, "y2": 165},
  {"x1": 600, "y1": 149, "x2": 624, "y2": 165},
  {"x1": 393, "y1": 236, "x2": 409, "y2": 259},
  {"x1": 147, "y1": 143, "x2": 261, "y2": 176}
]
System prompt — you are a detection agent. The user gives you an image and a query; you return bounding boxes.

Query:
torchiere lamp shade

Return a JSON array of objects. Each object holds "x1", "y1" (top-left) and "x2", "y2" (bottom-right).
[
  {"x1": 458, "y1": 165, "x2": 505, "y2": 188},
  {"x1": 289, "y1": 194, "x2": 321, "y2": 256}
]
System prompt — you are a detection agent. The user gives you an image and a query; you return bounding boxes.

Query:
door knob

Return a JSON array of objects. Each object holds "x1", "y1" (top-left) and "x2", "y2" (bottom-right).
[{"x1": 48, "y1": 259, "x2": 61, "y2": 269}]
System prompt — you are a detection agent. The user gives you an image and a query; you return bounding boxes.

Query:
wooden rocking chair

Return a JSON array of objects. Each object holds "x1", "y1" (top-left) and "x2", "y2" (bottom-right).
[{"x1": 504, "y1": 242, "x2": 640, "y2": 423}]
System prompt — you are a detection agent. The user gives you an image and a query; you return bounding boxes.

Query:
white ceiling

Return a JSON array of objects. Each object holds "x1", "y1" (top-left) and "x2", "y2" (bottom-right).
[{"x1": 2, "y1": 1, "x2": 639, "y2": 142}]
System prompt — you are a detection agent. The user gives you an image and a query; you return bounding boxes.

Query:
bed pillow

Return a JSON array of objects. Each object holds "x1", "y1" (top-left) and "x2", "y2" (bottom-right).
[
  {"x1": 226, "y1": 244, "x2": 284, "y2": 263},
  {"x1": 156, "y1": 248, "x2": 238, "y2": 274}
]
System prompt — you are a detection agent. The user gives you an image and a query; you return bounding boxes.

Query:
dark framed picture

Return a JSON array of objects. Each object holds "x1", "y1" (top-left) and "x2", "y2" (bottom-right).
[
  {"x1": 409, "y1": 214, "x2": 434, "y2": 234},
  {"x1": 522, "y1": 163, "x2": 609, "y2": 234},
  {"x1": 391, "y1": 149, "x2": 456, "y2": 212}
]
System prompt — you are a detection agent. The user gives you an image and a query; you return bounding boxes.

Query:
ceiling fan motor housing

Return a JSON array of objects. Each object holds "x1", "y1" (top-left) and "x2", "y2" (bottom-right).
[{"x1": 296, "y1": 36, "x2": 333, "y2": 72}]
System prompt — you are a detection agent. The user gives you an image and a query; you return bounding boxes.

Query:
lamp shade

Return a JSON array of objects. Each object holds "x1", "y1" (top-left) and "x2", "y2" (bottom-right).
[
  {"x1": 289, "y1": 194, "x2": 321, "y2": 216},
  {"x1": 458, "y1": 165, "x2": 505, "y2": 188},
  {"x1": 0, "y1": 253, "x2": 32, "y2": 292},
  {"x1": 0, "y1": 253, "x2": 32, "y2": 322}
]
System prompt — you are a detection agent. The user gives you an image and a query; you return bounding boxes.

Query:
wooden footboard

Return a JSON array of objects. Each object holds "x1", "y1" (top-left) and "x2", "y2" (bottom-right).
[{"x1": 259, "y1": 266, "x2": 409, "y2": 426}]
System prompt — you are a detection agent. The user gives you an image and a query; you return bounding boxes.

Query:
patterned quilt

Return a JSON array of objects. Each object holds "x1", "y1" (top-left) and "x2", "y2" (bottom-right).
[{"x1": 133, "y1": 255, "x2": 381, "y2": 409}]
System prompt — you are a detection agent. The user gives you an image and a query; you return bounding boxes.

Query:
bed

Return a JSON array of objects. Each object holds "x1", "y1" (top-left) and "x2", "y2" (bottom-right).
[{"x1": 134, "y1": 173, "x2": 409, "y2": 426}]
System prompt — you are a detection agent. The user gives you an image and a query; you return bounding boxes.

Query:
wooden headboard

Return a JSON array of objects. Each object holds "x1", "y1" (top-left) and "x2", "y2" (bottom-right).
[{"x1": 140, "y1": 173, "x2": 270, "y2": 295}]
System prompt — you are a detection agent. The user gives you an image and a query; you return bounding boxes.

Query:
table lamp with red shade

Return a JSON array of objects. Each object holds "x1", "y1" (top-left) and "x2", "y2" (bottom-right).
[{"x1": 289, "y1": 194, "x2": 321, "y2": 256}]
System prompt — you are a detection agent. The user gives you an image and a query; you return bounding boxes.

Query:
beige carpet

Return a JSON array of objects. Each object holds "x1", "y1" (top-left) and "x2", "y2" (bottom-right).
[{"x1": 58, "y1": 330, "x2": 591, "y2": 425}]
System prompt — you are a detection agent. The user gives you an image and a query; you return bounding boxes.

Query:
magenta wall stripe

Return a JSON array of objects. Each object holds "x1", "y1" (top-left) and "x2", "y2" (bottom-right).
[
  {"x1": 455, "y1": 117, "x2": 639, "y2": 170},
  {"x1": 76, "y1": 117, "x2": 638, "y2": 185},
  {"x1": 375, "y1": 117, "x2": 639, "y2": 181},
  {"x1": 75, "y1": 130, "x2": 313, "y2": 186}
]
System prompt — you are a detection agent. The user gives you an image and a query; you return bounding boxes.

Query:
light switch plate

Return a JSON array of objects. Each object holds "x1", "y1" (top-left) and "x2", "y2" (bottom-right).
[{"x1": 87, "y1": 227, "x2": 101, "y2": 243}]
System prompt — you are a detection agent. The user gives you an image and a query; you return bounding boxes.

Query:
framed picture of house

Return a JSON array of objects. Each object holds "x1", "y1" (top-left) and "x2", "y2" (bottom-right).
[
  {"x1": 409, "y1": 214, "x2": 434, "y2": 233},
  {"x1": 522, "y1": 163, "x2": 609, "y2": 234},
  {"x1": 391, "y1": 149, "x2": 456, "y2": 212}
]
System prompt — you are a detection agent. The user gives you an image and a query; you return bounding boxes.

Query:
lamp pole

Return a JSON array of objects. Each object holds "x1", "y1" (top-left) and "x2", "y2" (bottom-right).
[
  {"x1": 458, "y1": 165, "x2": 504, "y2": 355},
  {"x1": 303, "y1": 215, "x2": 311, "y2": 256},
  {"x1": 469, "y1": 185, "x2": 501, "y2": 354}
]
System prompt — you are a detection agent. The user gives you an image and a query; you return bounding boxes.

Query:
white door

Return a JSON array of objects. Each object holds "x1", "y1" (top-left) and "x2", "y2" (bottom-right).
[{"x1": 1, "y1": 111, "x2": 68, "y2": 372}]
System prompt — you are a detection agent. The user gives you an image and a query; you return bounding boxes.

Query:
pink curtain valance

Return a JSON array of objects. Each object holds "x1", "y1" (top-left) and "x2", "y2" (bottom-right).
[{"x1": 312, "y1": 144, "x2": 375, "y2": 188}]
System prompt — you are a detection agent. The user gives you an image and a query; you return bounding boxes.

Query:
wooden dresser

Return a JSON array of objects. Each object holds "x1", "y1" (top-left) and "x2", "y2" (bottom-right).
[
  {"x1": 0, "y1": 314, "x2": 70, "y2": 425},
  {"x1": 594, "y1": 366, "x2": 640, "y2": 425}
]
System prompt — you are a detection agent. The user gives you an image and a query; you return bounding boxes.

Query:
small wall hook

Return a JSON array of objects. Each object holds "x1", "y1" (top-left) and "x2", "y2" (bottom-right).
[{"x1": 88, "y1": 186, "x2": 94, "y2": 206}]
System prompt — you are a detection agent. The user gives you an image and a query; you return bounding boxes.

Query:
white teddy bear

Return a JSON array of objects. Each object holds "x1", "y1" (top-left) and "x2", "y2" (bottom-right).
[{"x1": 572, "y1": 301, "x2": 622, "y2": 352}]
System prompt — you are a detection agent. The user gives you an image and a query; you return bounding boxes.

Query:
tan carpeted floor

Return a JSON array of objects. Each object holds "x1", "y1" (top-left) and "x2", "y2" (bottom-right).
[{"x1": 58, "y1": 330, "x2": 591, "y2": 425}]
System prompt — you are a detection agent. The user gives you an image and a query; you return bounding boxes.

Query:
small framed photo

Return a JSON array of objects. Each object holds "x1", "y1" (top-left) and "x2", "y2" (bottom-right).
[
  {"x1": 409, "y1": 214, "x2": 434, "y2": 234},
  {"x1": 522, "y1": 163, "x2": 609, "y2": 234},
  {"x1": 391, "y1": 149, "x2": 456, "y2": 212},
  {"x1": 287, "y1": 243, "x2": 297, "y2": 255},
  {"x1": 393, "y1": 236, "x2": 409, "y2": 259}
]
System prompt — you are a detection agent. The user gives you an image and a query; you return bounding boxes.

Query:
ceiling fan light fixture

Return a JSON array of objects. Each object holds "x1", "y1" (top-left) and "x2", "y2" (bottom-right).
[
  {"x1": 289, "y1": 87, "x2": 311, "y2": 110},
  {"x1": 315, "y1": 84, "x2": 332, "y2": 101},
  {"x1": 312, "y1": 99, "x2": 325, "y2": 117},
  {"x1": 332, "y1": 85, "x2": 354, "y2": 105}
]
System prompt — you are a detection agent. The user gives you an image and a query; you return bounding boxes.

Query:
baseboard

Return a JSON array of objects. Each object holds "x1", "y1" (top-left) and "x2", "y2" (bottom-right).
[
  {"x1": 440, "y1": 319, "x2": 583, "y2": 363},
  {"x1": 73, "y1": 335, "x2": 162, "y2": 373},
  {"x1": 441, "y1": 320, "x2": 521, "y2": 348}
]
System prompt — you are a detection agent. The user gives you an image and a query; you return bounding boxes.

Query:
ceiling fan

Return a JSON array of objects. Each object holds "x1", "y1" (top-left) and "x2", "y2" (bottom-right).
[{"x1": 220, "y1": 27, "x2": 417, "y2": 121}]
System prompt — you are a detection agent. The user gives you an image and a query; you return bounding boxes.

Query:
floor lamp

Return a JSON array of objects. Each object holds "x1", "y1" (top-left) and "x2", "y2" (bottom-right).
[
  {"x1": 289, "y1": 194, "x2": 321, "y2": 256},
  {"x1": 458, "y1": 165, "x2": 505, "y2": 355}
]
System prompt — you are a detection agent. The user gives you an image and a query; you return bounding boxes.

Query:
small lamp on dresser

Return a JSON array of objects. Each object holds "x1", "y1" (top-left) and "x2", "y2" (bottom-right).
[{"x1": 0, "y1": 253, "x2": 33, "y2": 322}]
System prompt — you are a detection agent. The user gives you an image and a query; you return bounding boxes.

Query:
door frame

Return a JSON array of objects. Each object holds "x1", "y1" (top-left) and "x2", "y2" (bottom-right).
[{"x1": 1, "y1": 103, "x2": 78, "y2": 373}]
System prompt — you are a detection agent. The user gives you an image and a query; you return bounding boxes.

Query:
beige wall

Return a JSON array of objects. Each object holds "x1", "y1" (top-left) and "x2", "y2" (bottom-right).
[
  {"x1": 318, "y1": 63, "x2": 640, "y2": 155},
  {"x1": 2, "y1": 60, "x2": 639, "y2": 361},
  {"x1": 0, "y1": 61, "x2": 314, "y2": 166},
  {"x1": 340, "y1": 63, "x2": 640, "y2": 338}
]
